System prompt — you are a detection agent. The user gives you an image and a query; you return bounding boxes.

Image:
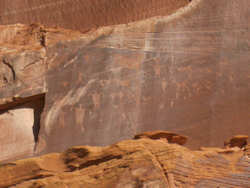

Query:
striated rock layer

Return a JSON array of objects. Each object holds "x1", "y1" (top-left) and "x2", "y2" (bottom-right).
[
  {"x1": 0, "y1": 0, "x2": 189, "y2": 32},
  {"x1": 0, "y1": 0, "x2": 250, "y2": 161},
  {"x1": 0, "y1": 134, "x2": 249, "y2": 188}
]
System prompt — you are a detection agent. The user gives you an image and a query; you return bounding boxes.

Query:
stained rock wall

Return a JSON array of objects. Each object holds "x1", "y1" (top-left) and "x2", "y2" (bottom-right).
[{"x1": 0, "y1": 0, "x2": 250, "y2": 161}]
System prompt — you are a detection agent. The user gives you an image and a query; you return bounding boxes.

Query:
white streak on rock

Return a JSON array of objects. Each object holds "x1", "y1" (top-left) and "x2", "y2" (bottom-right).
[{"x1": 44, "y1": 79, "x2": 96, "y2": 134}]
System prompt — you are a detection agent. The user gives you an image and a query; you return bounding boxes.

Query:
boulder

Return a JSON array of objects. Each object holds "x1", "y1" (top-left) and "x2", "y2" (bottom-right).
[
  {"x1": 224, "y1": 135, "x2": 248, "y2": 148},
  {"x1": 134, "y1": 131, "x2": 188, "y2": 145}
]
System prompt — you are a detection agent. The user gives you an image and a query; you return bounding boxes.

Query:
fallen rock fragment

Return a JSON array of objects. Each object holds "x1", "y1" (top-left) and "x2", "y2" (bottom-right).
[
  {"x1": 134, "y1": 131, "x2": 188, "y2": 145},
  {"x1": 224, "y1": 135, "x2": 248, "y2": 149}
]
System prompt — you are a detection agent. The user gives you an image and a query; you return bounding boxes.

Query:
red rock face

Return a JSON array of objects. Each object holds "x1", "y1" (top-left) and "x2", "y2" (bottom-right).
[
  {"x1": 0, "y1": 0, "x2": 189, "y2": 32},
  {"x1": 0, "y1": 0, "x2": 250, "y2": 161}
]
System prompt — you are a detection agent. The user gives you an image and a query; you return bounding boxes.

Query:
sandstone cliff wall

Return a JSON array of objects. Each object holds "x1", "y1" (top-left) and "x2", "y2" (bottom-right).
[{"x1": 0, "y1": 0, "x2": 249, "y2": 161}]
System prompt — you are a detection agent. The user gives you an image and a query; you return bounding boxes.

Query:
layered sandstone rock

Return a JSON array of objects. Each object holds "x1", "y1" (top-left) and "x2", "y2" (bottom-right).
[
  {"x1": 0, "y1": 0, "x2": 189, "y2": 32},
  {"x1": 0, "y1": 135, "x2": 249, "y2": 188},
  {"x1": 0, "y1": 0, "x2": 250, "y2": 162}
]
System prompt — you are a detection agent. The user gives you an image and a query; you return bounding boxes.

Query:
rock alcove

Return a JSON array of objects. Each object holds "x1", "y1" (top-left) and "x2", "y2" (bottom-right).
[{"x1": 0, "y1": 94, "x2": 45, "y2": 162}]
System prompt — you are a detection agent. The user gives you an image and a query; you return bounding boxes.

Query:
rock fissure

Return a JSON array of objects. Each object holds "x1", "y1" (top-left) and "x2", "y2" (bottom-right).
[
  {"x1": 144, "y1": 144, "x2": 176, "y2": 188},
  {"x1": 78, "y1": 155, "x2": 123, "y2": 170},
  {"x1": 2, "y1": 58, "x2": 16, "y2": 82},
  {"x1": 7, "y1": 174, "x2": 53, "y2": 188}
]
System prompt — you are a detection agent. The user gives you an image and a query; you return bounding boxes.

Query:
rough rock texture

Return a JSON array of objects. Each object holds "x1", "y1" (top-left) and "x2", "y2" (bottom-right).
[
  {"x1": 0, "y1": 0, "x2": 189, "y2": 32},
  {"x1": 0, "y1": 0, "x2": 250, "y2": 161},
  {"x1": 0, "y1": 136, "x2": 249, "y2": 188}
]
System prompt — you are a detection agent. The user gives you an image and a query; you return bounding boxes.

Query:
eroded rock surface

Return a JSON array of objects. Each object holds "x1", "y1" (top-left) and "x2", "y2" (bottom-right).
[
  {"x1": 0, "y1": 0, "x2": 250, "y2": 161},
  {"x1": 0, "y1": 136, "x2": 249, "y2": 188}
]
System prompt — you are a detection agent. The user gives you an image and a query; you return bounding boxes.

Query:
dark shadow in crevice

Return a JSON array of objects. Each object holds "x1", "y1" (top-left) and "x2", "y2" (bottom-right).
[{"x1": 32, "y1": 94, "x2": 45, "y2": 146}]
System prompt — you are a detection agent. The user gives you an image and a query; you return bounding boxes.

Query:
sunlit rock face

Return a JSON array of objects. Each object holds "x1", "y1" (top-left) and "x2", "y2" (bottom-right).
[
  {"x1": 0, "y1": 94, "x2": 45, "y2": 162},
  {"x1": 0, "y1": 0, "x2": 249, "y2": 161},
  {"x1": 0, "y1": 108, "x2": 35, "y2": 161}
]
